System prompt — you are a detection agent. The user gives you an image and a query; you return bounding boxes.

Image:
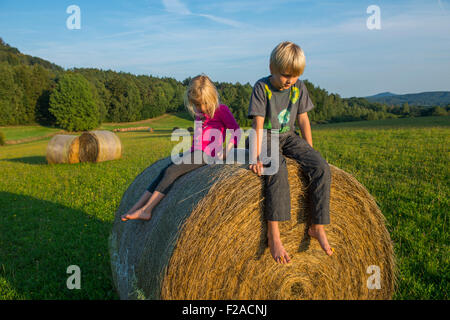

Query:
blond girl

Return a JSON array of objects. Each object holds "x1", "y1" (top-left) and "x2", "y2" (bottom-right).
[{"x1": 121, "y1": 74, "x2": 241, "y2": 221}]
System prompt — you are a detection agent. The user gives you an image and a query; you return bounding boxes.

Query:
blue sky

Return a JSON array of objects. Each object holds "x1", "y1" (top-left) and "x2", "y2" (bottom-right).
[{"x1": 1, "y1": 0, "x2": 449, "y2": 97}]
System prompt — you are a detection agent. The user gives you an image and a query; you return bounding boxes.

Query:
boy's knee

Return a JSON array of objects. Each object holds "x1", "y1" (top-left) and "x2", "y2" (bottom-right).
[
  {"x1": 304, "y1": 153, "x2": 330, "y2": 178},
  {"x1": 319, "y1": 158, "x2": 330, "y2": 172},
  {"x1": 316, "y1": 158, "x2": 331, "y2": 179}
]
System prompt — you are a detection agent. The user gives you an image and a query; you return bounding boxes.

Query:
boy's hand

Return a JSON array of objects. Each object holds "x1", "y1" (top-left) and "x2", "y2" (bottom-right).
[{"x1": 249, "y1": 160, "x2": 264, "y2": 176}]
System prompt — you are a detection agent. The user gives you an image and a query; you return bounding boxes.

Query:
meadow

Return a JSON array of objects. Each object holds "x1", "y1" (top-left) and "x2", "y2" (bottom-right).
[{"x1": 0, "y1": 115, "x2": 448, "y2": 299}]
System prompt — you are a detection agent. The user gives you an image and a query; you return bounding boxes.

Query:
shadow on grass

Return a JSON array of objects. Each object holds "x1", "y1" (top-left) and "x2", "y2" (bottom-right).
[
  {"x1": 132, "y1": 134, "x2": 193, "y2": 140},
  {"x1": 0, "y1": 192, "x2": 118, "y2": 299},
  {"x1": 1, "y1": 156, "x2": 47, "y2": 165},
  {"x1": 171, "y1": 112, "x2": 194, "y2": 121}
]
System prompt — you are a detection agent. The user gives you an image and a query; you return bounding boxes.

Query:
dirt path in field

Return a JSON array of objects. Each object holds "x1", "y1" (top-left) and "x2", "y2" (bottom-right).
[
  {"x1": 103, "y1": 113, "x2": 171, "y2": 126},
  {"x1": 4, "y1": 130, "x2": 65, "y2": 145}
]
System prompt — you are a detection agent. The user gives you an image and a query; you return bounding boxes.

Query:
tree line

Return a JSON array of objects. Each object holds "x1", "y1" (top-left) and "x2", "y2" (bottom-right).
[{"x1": 1, "y1": 38, "x2": 448, "y2": 131}]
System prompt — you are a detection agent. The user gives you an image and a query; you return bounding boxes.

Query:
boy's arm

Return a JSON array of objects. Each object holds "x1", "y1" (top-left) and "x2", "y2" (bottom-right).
[
  {"x1": 249, "y1": 116, "x2": 264, "y2": 176},
  {"x1": 252, "y1": 116, "x2": 264, "y2": 158},
  {"x1": 247, "y1": 80, "x2": 266, "y2": 174},
  {"x1": 297, "y1": 112, "x2": 313, "y2": 148}
]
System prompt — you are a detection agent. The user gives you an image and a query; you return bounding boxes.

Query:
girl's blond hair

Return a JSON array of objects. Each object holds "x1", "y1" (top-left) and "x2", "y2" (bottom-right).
[
  {"x1": 270, "y1": 41, "x2": 306, "y2": 77},
  {"x1": 184, "y1": 74, "x2": 220, "y2": 119}
]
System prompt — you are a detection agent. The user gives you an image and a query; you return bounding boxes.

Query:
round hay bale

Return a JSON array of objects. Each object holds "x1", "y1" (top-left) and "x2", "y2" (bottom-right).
[
  {"x1": 46, "y1": 134, "x2": 80, "y2": 164},
  {"x1": 79, "y1": 130, "x2": 122, "y2": 163},
  {"x1": 109, "y1": 157, "x2": 396, "y2": 300}
]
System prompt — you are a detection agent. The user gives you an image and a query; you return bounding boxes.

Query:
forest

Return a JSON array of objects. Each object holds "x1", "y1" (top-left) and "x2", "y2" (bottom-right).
[{"x1": 1, "y1": 38, "x2": 448, "y2": 130}]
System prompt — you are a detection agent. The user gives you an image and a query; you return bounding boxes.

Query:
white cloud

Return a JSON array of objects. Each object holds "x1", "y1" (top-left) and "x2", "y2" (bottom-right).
[
  {"x1": 161, "y1": 0, "x2": 243, "y2": 28},
  {"x1": 196, "y1": 14, "x2": 244, "y2": 28},
  {"x1": 162, "y1": 0, "x2": 191, "y2": 15},
  {"x1": 23, "y1": 0, "x2": 450, "y2": 97}
]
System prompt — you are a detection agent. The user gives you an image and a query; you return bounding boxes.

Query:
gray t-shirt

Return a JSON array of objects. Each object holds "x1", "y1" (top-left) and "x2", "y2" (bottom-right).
[{"x1": 247, "y1": 76, "x2": 314, "y2": 133}]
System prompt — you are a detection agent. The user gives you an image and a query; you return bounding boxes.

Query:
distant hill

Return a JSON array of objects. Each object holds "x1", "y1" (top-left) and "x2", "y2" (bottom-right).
[
  {"x1": 0, "y1": 38, "x2": 63, "y2": 72},
  {"x1": 365, "y1": 91, "x2": 450, "y2": 107},
  {"x1": 368, "y1": 92, "x2": 397, "y2": 98}
]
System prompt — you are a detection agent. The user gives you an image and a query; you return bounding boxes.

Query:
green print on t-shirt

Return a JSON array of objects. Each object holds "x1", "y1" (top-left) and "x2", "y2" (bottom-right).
[
  {"x1": 278, "y1": 108, "x2": 290, "y2": 133},
  {"x1": 290, "y1": 87, "x2": 299, "y2": 104},
  {"x1": 248, "y1": 77, "x2": 315, "y2": 133},
  {"x1": 263, "y1": 84, "x2": 273, "y2": 129},
  {"x1": 264, "y1": 84, "x2": 272, "y2": 100},
  {"x1": 264, "y1": 117, "x2": 272, "y2": 129}
]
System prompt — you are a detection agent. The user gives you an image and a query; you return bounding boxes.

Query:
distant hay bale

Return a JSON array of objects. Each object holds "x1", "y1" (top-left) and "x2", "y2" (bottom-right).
[
  {"x1": 79, "y1": 130, "x2": 122, "y2": 163},
  {"x1": 114, "y1": 127, "x2": 150, "y2": 132},
  {"x1": 46, "y1": 134, "x2": 80, "y2": 164},
  {"x1": 109, "y1": 157, "x2": 396, "y2": 300}
]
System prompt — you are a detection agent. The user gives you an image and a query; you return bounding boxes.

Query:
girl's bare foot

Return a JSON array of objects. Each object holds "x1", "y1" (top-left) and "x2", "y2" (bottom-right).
[
  {"x1": 268, "y1": 236, "x2": 291, "y2": 264},
  {"x1": 308, "y1": 225, "x2": 333, "y2": 256},
  {"x1": 121, "y1": 207, "x2": 152, "y2": 221}
]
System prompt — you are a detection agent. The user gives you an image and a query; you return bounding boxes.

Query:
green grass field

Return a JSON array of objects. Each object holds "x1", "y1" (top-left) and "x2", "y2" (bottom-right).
[
  {"x1": 0, "y1": 115, "x2": 448, "y2": 299},
  {"x1": 0, "y1": 126, "x2": 62, "y2": 142}
]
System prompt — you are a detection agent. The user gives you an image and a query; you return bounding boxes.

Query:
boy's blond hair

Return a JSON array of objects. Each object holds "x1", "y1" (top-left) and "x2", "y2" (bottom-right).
[
  {"x1": 270, "y1": 41, "x2": 306, "y2": 77},
  {"x1": 184, "y1": 74, "x2": 219, "y2": 119}
]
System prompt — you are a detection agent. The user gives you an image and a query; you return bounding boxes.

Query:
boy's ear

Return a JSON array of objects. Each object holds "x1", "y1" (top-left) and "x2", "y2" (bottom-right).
[{"x1": 269, "y1": 64, "x2": 273, "y2": 74}]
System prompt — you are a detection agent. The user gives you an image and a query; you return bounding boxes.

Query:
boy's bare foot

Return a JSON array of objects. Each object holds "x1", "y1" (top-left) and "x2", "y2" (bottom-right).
[
  {"x1": 121, "y1": 207, "x2": 152, "y2": 221},
  {"x1": 308, "y1": 225, "x2": 333, "y2": 256},
  {"x1": 268, "y1": 236, "x2": 291, "y2": 264}
]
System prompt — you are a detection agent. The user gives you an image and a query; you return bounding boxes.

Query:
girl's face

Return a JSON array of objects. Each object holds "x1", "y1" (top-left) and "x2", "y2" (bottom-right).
[{"x1": 194, "y1": 102, "x2": 207, "y2": 119}]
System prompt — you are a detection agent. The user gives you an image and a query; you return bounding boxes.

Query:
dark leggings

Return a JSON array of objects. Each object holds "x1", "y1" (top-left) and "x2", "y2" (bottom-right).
[{"x1": 147, "y1": 150, "x2": 208, "y2": 195}]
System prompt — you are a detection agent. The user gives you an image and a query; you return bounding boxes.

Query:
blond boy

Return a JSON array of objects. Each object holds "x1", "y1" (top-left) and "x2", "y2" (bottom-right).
[{"x1": 247, "y1": 41, "x2": 333, "y2": 264}]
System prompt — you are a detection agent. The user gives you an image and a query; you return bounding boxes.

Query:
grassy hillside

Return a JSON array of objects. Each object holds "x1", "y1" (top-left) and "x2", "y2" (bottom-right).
[{"x1": 0, "y1": 115, "x2": 448, "y2": 299}]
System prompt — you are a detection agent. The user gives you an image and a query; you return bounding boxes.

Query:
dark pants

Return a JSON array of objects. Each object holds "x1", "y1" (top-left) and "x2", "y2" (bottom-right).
[
  {"x1": 147, "y1": 150, "x2": 208, "y2": 195},
  {"x1": 247, "y1": 131, "x2": 331, "y2": 224}
]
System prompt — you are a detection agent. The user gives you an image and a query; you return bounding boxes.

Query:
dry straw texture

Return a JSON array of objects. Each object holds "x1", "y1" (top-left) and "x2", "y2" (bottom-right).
[
  {"x1": 109, "y1": 156, "x2": 396, "y2": 300},
  {"x1": 46, "y1": 134, "x2": 80, "y2": 164},
  {"x1": 79, "y1": 130, "x2": 122, "y2": 163}
]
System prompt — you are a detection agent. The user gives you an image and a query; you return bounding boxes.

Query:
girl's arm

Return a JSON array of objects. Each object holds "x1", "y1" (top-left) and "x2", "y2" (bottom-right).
[{"x1": 297, "y1": 112, "x2": 313, "y2": 148}]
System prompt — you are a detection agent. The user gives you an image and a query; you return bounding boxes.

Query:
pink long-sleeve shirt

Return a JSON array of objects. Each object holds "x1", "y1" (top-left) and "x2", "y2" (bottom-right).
[{"x1": 191, "y1": 104, "x2": 241, "y2": 157}]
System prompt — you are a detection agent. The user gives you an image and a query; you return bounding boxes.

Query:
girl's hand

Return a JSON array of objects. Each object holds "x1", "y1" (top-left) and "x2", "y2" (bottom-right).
[
  {"x1": 249, "y1": 160, "x2": 263, "y2": 176},
  {"x1": 215, "y1": 149, "x2": 224, "y2": 161},
  {"x1": 216, "y1": 143, "x2": 234, "y2": 161}
]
